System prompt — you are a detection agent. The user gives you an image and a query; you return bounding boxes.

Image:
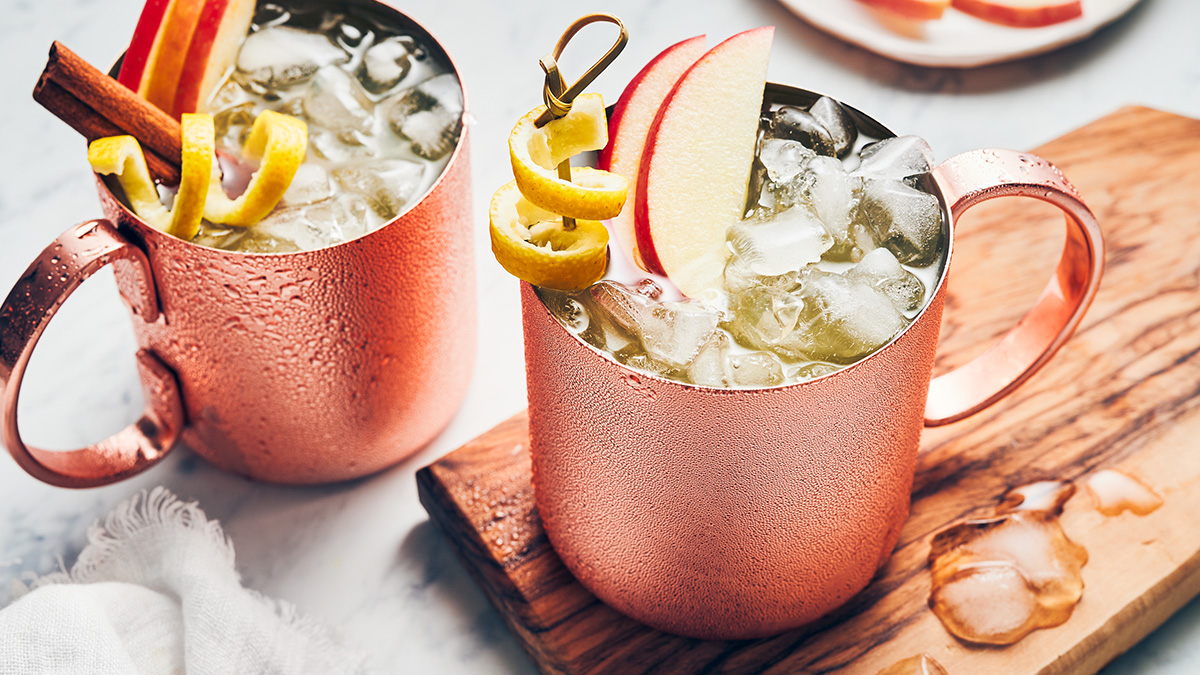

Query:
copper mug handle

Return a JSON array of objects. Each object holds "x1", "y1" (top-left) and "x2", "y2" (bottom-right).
[
  {"x1": 0, "y1": 219, "x2": 184, "y2": 487},
  {"x1": 925, "y1": 149, "x2": 1104, "y2": 426}
]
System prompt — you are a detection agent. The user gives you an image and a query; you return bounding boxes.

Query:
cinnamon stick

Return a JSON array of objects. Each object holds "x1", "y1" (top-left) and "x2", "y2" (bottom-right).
[
  {"x1": 32, "y1": 79, "x2": 180, "y2": 185},
  {"x1": 33, "y1": 41, "x2": 182, "y2": 184}
]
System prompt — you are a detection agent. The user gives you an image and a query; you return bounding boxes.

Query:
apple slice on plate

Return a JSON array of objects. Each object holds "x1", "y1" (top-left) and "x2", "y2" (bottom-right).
[
  {"x1": 117, "y1": 0, "x2": 175, "y2": 93},
  {"x1": 855, "y1": 0, "x2": 952, "y2": 21},
  {"x1": 174, "y1": 0, "x2": 257, "y2": 115},
  {"x1": 952, "y1": 0, "x2": 1082, "y2": 27},
  {"x1": 634, "y1": 27, "x2": 774, "y2": 298},
  {"x1": 598, "y1": 35, "x2": 707, "y2": 272}
]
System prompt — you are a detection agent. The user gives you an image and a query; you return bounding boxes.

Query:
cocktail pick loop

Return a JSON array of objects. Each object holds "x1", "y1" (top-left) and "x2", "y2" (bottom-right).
[{"x1": 535, "y1": 13, "x2": 628, "y2": 230}]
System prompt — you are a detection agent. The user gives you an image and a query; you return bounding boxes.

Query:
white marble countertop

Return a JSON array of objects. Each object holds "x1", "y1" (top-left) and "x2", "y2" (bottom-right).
[{"x1": 2, "y1": 0, "x2": 1199, "y2": 672}]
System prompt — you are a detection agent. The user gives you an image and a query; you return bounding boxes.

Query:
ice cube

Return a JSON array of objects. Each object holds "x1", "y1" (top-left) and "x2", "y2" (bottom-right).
[
  {"x1": 797, "y1": 155, "x2": 856, "y2": 242},
  {"x1": 729, "y1": 206, "x2": 832, "y2": 277},
  {"x1": 855, "y1": 135, "x2": 934, "y2": 181},
  {"x1": 728, "y1": 286, "x2": 804, "y2": 350},
  {"x1": 386, "y1": 73, "x2": 464, "y2": 160},
  {"x1": 332, "y1": 159, "x2": 426, "y2": 220},
  {"x1": 540, "y1": 289, "x2": 590, "y2": 334},
  {"x1": 855, "y1": 178, "x2": 944, "y2": 267},
  {"x1": 789, "y1": 361, "x2": 839, "y2": 381},
  {"x1": 846, "y1": 248, "x2": 927, "y2": 313},
  {"x1": 191, "y1": 225, "x2": 250, "y2": 251},
  {"x1": 212, "y1": 101, "x2": 256, "y2": 150},
  {"x1": 573, "y1": 290, "x2": 635, "y2": 354},
  {"x1": 723, "y1": 255, "x2": 806, "y2": 296},
  {"x1": 634, "y1": 278, "x2": 663, "y2": 300},
  {"x1": 207, "y1": 79, "x2": 248, "y2": 113},
  {"x1": 809, "y1": 96, "x2": 858, "y2": 158},
  {"x1": 308, "y1": 128, "x2": 375, "y2": 163},
  {"x1": 303, "y1": 66, "x2": 375, "y2": 135},
  {"x1": 782, "y1": 270, "x2": 907, "y2": 364},
  {"x1": 590, "y1": 282, "x2": 720, "y2": 368},
  {"x1": 235, "y1": 26, "x2": 349, "y2": 91},
  {"x1": 251, "y1": 2, "x2": 290, "y2": 29},
  {"x1": 615, "y1": 347, "x2": 673, "y2": 378},
  {"x1": 757, "y1": 138, "x2": 815, "y2": 186},
  {"x1": 689, "y1": 331, "x2": 730, "y2": 387},
  {"x1": 770, "y1": 106, "x2": 836, "y2": 156},
  {"x1": 255, "y1": 192, "x2": 370, "y2": 251},
  {"x1": 359, "y1": 36, "x2": 414, "y2": 94},
  {"x1": 281, "y1": 163, "x2": 333, "y2": 207},
  {"x1": 333, "y1": 18, "x2": 372, "y2": 52},
  {"x1": 725, "y1": 351, "x2": 785, "y2": 387}
]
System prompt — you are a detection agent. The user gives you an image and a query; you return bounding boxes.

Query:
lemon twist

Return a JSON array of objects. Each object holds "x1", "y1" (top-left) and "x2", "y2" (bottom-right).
[
  {"x1": 88, "y1": 113, "x2": 214, "y2": 239},
  {"x1": 87, "y1": 111, "x2": 308, "y2": 239},
  {"x1": 508, "y1": 93, "x2": 627, "y2": 221},
  {"x1": 492, "y1": 93, "x2": 625, "y2": 291},
  {"x1": 204, "y1": 110, "x2": 308, "y2": 227},
  {"x1": 490, "y1": 181, "x2": 609, "y2": 292}
]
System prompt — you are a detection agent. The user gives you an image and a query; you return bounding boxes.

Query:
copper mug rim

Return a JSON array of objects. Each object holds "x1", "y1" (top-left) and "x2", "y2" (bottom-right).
[
  {"x1": 102, "y1": 0, "x2": 471, "y2": 258},
  {"x1": 540, "y1": 81, "x2": 953, "y2": 394}
]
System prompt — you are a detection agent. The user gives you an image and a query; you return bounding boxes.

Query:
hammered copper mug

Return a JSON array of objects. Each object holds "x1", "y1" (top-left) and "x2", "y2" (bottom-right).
[
  {"x1": 0, "y1": 5, "x2": 474, "y2": 489},
  {"x1": 521, "y1": 84, "x2": 1104, "y2": 640}
]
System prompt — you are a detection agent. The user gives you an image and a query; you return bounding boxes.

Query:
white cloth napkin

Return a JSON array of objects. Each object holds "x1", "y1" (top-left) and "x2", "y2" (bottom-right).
[{"x1": 0, "y1": 487, "x2": 364, "y2": 675}]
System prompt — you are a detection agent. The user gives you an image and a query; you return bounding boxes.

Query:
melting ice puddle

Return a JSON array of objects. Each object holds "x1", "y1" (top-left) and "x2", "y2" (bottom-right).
[
  {"x1": 927, "y1": 470, "x2": 1164, "y2": 646},
  {"x1": 928, "y1": 480, "x2": 1086, "y2": 646},
  {"x1": 876, "y1": 654, "x2": 947, "y2": 675},
  {"x1": 1084, "y1": 469, "x2": 1163, "y2": 517}
]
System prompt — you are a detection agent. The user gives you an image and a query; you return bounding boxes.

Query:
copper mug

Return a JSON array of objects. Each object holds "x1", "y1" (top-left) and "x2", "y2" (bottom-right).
[
  {"x1": 521, "y1": 84, "x2": 1104, "y2": 640},
  {"x1": 0, "y1": 5, "x2": 474, "y2": 489}
]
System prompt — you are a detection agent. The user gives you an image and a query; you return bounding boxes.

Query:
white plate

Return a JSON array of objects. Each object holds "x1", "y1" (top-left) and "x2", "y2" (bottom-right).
[{"x1": 776, "y1": 0, "x2": 1143, "y2": 67}]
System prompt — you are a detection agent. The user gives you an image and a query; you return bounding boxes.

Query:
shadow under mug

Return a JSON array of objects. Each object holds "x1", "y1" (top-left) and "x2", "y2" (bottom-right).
[
  {"x1": 0, "y1": 4, "x2": 475, "y2": 488},
  {"x1": 521, "y1": 83, "x2": 1104, "y2": 640}
]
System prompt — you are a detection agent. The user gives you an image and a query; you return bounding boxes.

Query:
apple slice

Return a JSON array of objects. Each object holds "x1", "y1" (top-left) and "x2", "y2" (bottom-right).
[
  {"x1": 952, "y1": 0, "x2": 1082, "y2": 27},
  {"x1": 141, "y1": 0, "x2": 207, "y2": 115},
  {"x1": 173, "y1": 0, "x2": 256, "y2": 115},
  {"x1": 598, "y1": 35, "x2": 706, "y2": 272},
  {"x1": 855, "y1": 0, "x2": 951, "y2": 21},
  {"x1": 634, "y1": 27, "x2": 773, "y2": 298},
  {"x1": 117, "y1": 0, "x2": 175, "y2": 92}
]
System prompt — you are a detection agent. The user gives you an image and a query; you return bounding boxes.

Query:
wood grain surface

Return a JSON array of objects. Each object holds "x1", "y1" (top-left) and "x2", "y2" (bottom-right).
[{"x1": 416, "y1": 106, "x2": 1200, "y2": 675}]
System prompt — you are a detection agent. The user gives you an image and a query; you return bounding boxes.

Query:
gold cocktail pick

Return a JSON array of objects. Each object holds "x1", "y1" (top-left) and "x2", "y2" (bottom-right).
[{"x1": 535, "y1": 13, "x2": 628, "y2": 230}]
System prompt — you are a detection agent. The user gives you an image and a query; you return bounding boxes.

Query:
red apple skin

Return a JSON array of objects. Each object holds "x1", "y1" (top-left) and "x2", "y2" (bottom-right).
[
  {"x1": 141, "y1": 0, "x2": 207, "y2": 115},
  {"x1": 173, "y1": 0, "x2": 256, "y2": 115},
  {"x1": 598, "y1": 35, "x2": 706, "y2": 272},
  {"x1": 952, "y1": 0, "x2": 1081, "y2": 27},
  {"x1": 635, "y1": 27, "x2": 774, "y2": 284},
  {"x1": 856, "y1": 0, "x2": 951, "y2": 20},
  {"x1": 117, "y1": 0, "x2": 175, "y2": 91},
  {"x1": 598, "y1": 36, "x2": 706, "y2": 171}
]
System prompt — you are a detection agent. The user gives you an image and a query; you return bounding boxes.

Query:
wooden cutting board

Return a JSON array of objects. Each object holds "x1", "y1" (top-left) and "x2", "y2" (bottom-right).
[{"x1": 416, "y1": 106, "x2": 1200, "y2": 674}]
